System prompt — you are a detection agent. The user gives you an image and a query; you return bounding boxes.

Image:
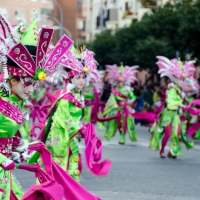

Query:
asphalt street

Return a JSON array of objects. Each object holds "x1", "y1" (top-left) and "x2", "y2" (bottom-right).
[{"x1": 14, "y1": 125, "x2": 200, "y2": 200}]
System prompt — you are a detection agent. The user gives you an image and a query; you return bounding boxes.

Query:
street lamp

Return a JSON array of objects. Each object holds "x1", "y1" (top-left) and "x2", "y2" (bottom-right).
[
  {"x1": 51, "y1": 0, "x2": 64, "y2": 38},
  {"x1": 176, "y1": 50, "x2": 180, "y2": 59},
  {"x1": 42, "y1": 14, "x2": 72, "y2": 38},
  {"x1": 53, "y1": 26, "x2": 72, "y2": 39},
  {"x1": 100, "y1": 0, "x2": 104, "y2": 32}
]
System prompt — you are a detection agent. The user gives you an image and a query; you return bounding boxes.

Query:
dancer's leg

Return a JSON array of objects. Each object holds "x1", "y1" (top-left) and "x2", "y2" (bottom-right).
[{"x1": 160, "y1": 123, "x2": 171, "y2": 156}]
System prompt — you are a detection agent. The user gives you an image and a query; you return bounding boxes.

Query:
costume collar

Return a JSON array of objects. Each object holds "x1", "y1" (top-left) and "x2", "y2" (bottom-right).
[
  {"x1": 66, "y1": 83, "x2": 83, "y2": 94},
  {"x1": 174, "y1": 83, "x2": 182, "y2": 93},
  {"x1": 10, "y1": 92, "x2": 21, "y2": 102}
]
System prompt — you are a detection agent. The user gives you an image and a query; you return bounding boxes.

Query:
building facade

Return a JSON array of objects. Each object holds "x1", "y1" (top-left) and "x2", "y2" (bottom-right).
[
  {"x1": 0, "y1": 0, "x2": 87, "y2": 44},
  {"x1": 0, "y1": 0, "x2": 54, "y2": 29},
  {"x1": 85, "y1": 0, "x2": 171, "y2": 41},
  {"x1": 53, "y1": 0, "x2": 87, "y2": 43}
]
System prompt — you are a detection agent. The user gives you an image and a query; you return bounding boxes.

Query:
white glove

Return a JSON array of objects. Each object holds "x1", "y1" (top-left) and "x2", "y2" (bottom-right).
[
  {"x1": 178, "y1": 108, "x2": 183, "y2": 115},
  {"x1": 190, "y1": 115, "x2": 198, "y2": 124},
  {"x1": 181, "y1": 91, "x2": 185, "y2": 98},
  {"x1": 22, "y1": 151, "x2": 32, "y2": 161},
  {"x1": 16, "y1": 139, "x2": 28, "y2": 152},
  {"x1": 10, "y1": 152, "x2": 21, "y2": 163},
  {"x1": 125, "y1": 86, "x2": 133, "y2": 93},
  {"x1": 127, "y1": 99, "x2": 135, "y2": 105},
  {"x1": 157, "y1": 127, "x2": 163, "y2": 133},
  {"x1": 168, "y1": 83, "x2": 174, "y2": 88},
  {"x1": 154, "y1": 100, "x2": 162, "y2": 107}
]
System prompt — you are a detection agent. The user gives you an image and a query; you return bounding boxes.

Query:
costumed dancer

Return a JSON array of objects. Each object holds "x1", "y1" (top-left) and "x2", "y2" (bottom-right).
[
  {"x1": 28, "y1": 43, "x2": 68, "y2": 138},
  {"x1": 30, "y1": 45, "x2": 111, "y2": 182},
  {"x1": 83, "y1": 69, "x2": 105, "y2": 124},
  {"x1": 177, "y1": 77, "x2": 199, "y2": 150},
  {"x1": 28, "y1": 78, "x2": 66, "y2": 142},
  {"x1": 184, "y1": 78, "x2": 200, "y2": 139},
  {"x1": 0, "y1": 13, "x2": 73, "y2": 199},
  {"x1": 103, "y1": 63, "x2": 138, "y2": 144},
  {"x1": 96, "y1": 71, "x2": 107, "y2": 131},
  {"x1": 149, "y1": 56, "x2": 199, "y2": 158}
]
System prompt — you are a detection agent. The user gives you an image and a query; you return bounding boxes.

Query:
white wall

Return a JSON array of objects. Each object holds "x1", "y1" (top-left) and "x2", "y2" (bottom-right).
[{"x1": 86, "y1": 0, "x2": 170, "y2": 41}]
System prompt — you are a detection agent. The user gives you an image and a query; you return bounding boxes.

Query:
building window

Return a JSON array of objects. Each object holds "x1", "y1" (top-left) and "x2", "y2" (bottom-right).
[
  {"x1": 31, "y1": 0, "x2": 52, "y2": 2},
  {"x1": 125, "y1": 2, "x2": 129, "y2": 11},
  {"x1": 41, "y1": 8, "x2": 52, "y2": 14},
  {"x1": 78, "y1": 0, "x2": 82, "y2": 11},
  {"x1": 77, "y1": 19, "x2": 85, "y2": 31},
  {"x1": 109, "y1": 8, "x2": 118, "y2": 21},
  {"x1": 15, "y1": 9, "x2": 24, "y2": 21},
  {"x1": 83, "y1": 21, "x2": 86, "y2": 31},
  {"x1": 31, "y1": 10, "x2": 41, "y2": 21},
  {"x1": 141, "y1": 0, "x2": 156, "y2": 8},
  {"x1": 96, "y1": 9, "x2": 109, "y2": 29}
]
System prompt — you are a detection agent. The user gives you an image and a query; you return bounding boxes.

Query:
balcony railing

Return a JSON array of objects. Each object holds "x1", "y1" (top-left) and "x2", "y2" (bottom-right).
[{"x1": 139, "y1": 0, "x2": 157, "y2": 8}]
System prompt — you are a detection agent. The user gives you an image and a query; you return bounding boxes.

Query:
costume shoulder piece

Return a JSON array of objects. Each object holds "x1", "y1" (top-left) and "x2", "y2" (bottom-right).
[
  {"x1": 0, "y1": 93, "x2": 23, "y2": 124},
  {"x1": 0, "y1": 13, "x2": 73, "y2": 82}
]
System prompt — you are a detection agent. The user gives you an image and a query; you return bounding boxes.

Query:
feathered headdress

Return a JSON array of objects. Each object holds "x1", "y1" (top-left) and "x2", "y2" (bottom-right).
[
  {"x1": 156, "y1": 56, "x2": 198, "y2": 92},
  {"x1": 181, "y1": 77, "x2": 200, "y2": 94},
  {"x1": 92, "y1": 70, "x2": 105, "y2": 93},
  {"x1": 0, "y1": 13, "x2": 73, "y2": 81},
  {"x1": 59, "y1": 45, "x2": 100, "y2": 83},
  {"x1": 105, "y1": 62, "x2": 138, "y2": 86},
  {"x1": 45, "y1": 64, "x2": 68, "y2": 84},
  {"x1": 156, "y1": 56, "x2": 196, "y2": 82}
]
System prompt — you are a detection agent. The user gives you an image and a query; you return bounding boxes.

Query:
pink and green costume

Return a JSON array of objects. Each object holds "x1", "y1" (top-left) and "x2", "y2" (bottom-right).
[
  {"x1": 180, "y1": 77, "x2": 200, "y2": 140},
  {"x1": 99, "y1": 63, "x2": 156, "y2": 144},
  {"x1": 0, "y1": 13, "x2": 73, "y2": 199},
  {"x1": 149, "y1": 56, "x2": 200, "y2": 157},
  {"x1": 31, "y1": 45, "x2": 111, "y2": 182},
  {"x1": 83, "y1": 85, "x2": 95, "y2": 123},
  {"x1": 102, "y1": 63, "x2": 138, "y2": 144},
  {"x1": 150, "y1": 84, "x2": 187, "y2": 155},
  {"x1": 57, "y1": 46, "x2": 111, "y2": 180},
  {"x1": 83, "y1": 85, "x2": 102, "y2": 124},
  {"x1": 43, "y1": 88, "x2": 85, "y2": 182},
  {"x1": 0, "y1": 91, "x2": 25, "y2": 199},
  {"x1": 187, "y1": 116, "x2": 200, "y2": 139},
  {"x1": 83, "y1": 70, "x2": 105, "y2": 128},
  {"x1": 103, "y1": 85, "x2": 137, "y2": 144}
]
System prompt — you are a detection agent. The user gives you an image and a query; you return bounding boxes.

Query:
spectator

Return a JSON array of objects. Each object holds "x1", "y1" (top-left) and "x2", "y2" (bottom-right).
[
  {"x1": 100, "y1": 81, "x2": 111, "y2": 102},
  {"x1": 137, "y1": 84, "x2": 154, "y2": 109},
  {"x1": 153, "y1": 83, "x2": 160, "y2": 103}
]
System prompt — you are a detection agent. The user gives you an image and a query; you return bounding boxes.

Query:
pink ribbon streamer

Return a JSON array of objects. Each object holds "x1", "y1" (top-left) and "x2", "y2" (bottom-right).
[
  {"x1": 187, "y1": 122, "x2": 200, "y2": 136},
  {"x1": 186, "y1": 99, "x2": 200, "y2": 115},
  {"x1": 20, "y1": 142, "x2": 101, "y2": 200},
  {"x1": 96, "y1": 103, "x2": 157, "y2": 127},
  {"x1": 91, "y1": 87, "x2": 100, "y2": 123},
  {"x1": 83, "y1": 123, "x2": 112, "y2": 176}
]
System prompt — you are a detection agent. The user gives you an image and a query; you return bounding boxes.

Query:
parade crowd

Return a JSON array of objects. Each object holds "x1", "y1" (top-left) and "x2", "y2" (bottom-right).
[{"x1": 1, "y1": 13, "x2": 200, "y2": 200}]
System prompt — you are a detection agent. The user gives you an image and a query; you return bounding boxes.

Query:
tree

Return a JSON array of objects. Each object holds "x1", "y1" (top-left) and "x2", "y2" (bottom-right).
[
  {"x1": 85, "y1": 0, "x2": 200, "y2": 70},
  {"x1": 86, "y1": 30, "x2": 118, "y2": 68}
]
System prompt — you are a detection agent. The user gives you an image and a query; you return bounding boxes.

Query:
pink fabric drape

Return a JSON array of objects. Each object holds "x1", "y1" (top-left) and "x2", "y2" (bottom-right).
[
  {"x1": 91, "y1": 87, "x2": 100, "y2": 123},
  {"x1": 187, "y1": 122, "x2": 200, "y2": 136},
  {"x1": 83, "y1": 123, "x2": 112, "y2": 176},
  {"x1": 20, "y1": 142, "x2": 101, "y2": 200}
]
